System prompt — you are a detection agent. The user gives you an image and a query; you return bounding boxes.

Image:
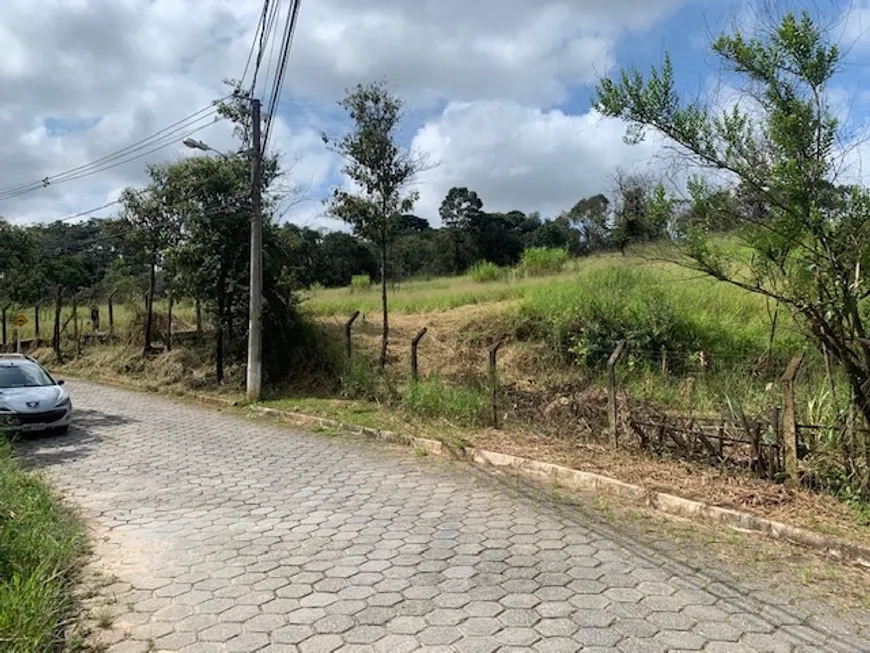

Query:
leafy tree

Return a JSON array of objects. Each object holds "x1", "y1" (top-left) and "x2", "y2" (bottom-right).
[
  {"x1": 0, "y1": 220, "x2": 41, "y2": 304},
  {"x1": 470, "y1": 212, "x2": 525, "y2": 267},
  {"x1": 440, "y1": 187, "x2": 483, "y2": 230},
  {"x1": 119, "y1": 171, "x2": 180, "y2": 353},
  {"x1": 439, "y1": 187, "x2": 483, "y2": 272},
  {"x1": 324, "y1": 80, "x2": 423, "y2": 368},
  {"x1": 163, "y1": 154, "x2": 254, "y2": 381},
  {"x1": 524, "y1": 215, "x2": 579, "y2": 254},
  {"x1": 596, "y1": 10, "x2": 870, "y2": 482},
  {"x1": 610, "y1": 170, "x2": 669, "y2": 254},
  {"x1": 319, "y1": 231, "x2": 379, "y2": 287},
  {"x1": 566, "y1": 194, "x2": 611, "y2": 253},
  {"x1": 393, "y1": 214, "x2": 430, "y2": 234}
]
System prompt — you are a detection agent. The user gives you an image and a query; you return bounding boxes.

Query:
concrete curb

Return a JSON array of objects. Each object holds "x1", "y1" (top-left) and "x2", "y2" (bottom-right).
[{"x1": 61, "y1": 374, "x2": 870, "y2": 569}]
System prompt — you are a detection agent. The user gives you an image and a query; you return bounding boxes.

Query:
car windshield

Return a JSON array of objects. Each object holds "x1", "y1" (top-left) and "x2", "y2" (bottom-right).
[{"x1": 0, "y1": 363, "x2": 54, "y2": 388}]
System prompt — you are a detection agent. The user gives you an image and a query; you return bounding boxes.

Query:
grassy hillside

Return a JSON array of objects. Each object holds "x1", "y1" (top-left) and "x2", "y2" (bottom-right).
[{"x1": 305, "y1": 245, "x2": 813, "y2": 412}]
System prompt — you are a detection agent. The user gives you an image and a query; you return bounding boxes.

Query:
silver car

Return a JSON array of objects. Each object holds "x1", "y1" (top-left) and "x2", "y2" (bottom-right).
[{"x1": 0, "y1": 354, "x2": 72, "y2": 436}]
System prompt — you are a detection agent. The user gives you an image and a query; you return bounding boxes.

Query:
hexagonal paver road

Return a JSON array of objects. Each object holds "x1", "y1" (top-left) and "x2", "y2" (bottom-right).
[{"x1": 16, "y1": 380, "x2": 870, "y2": 652}]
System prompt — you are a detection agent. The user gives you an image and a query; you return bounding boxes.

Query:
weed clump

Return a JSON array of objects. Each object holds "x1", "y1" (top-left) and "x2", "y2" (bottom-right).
[
  {"x1": 350, "y1": 274, "x2": 372, "y2": 293},
  {"x1": 0, "y1": 441, "x2": 86, "y2": 651},
  {"x1": 520, "y1": 247, "x2": 569, "y2": 276},
  {"x1": 467, "y1": 261, "x2": 504, "y2": 283}
]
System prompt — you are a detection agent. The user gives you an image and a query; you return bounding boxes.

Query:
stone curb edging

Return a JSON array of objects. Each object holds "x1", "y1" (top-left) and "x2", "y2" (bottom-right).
[{"x1": 62, "y1": 375, "x2": 870, "y2": 569}]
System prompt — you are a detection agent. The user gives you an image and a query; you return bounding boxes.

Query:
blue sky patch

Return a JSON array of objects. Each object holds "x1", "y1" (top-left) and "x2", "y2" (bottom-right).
[{"x1": 43, "y1": 116, "x2": 102, "y2": 138}]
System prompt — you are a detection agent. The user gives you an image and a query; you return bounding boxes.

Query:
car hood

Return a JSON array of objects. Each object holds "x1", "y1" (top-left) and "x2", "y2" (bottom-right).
[{"x1": 0, "y1": 386, "x2": 66, "y2": 413}]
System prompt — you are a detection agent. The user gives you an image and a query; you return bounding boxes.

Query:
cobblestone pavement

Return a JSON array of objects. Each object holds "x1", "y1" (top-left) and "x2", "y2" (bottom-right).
[{"x1": 16, "y1": 380, "x2": 870, "y2": 652}]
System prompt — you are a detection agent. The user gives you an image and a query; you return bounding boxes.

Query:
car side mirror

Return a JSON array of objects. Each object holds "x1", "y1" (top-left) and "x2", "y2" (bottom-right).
[{"x1": 57, "y1": 379, "x2": 65, "y2": 386}]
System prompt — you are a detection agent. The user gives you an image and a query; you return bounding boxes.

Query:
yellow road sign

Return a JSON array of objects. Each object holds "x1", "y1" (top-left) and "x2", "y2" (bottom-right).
[{"x1": 12, "y1": 314, "x2": 27, "y2": 328}]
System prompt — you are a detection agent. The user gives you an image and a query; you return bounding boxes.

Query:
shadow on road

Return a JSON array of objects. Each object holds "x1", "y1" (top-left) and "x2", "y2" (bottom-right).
[{"x1": 12, "y1": 408, "x2": 135, "y2": 468}]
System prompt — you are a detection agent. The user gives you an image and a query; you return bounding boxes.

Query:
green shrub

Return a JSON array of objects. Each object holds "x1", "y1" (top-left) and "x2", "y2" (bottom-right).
[
  {"x1": 402, "y1": 375, "x2": 489, "y2": 427},
  {"x1": 467, "y1": 261, "x2": 503, "y2": 283},
  {"x1": 0, "y1": 440, "x2": 86, "y2": 651},
  {"x1": 520, "y1": 247, "x2": 570, "y2": 276},
  {"x1": 519, "y1": 266, "x2": 793, "y2": 370},
  {"x1": 340, "y1": 354, "x2": 389, "y2": 400},
  {"x1": 349, "y1": 274, "x2": 372, "y2": 293}
]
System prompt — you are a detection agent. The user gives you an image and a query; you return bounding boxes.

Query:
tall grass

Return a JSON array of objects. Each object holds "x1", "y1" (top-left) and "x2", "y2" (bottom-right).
[
  {"x1": 339, "y1": 355, "x2": 489, "y2": 427},
  {"x1": 350, "y1": 274, "x2": 373, "y2": 293},
  {"x1": 520, "y1": 247, "x2": 570, "y2": 276},
  {"x1": 402, "y1": 375, "x2": 489, "y2": 427},
  {"x1": 304, "y1": 248, "x2": 654, "y2": 316},
  {"x1": 0, "y1": 440, "x2": 86, "y2": 651},
  {"x1": 467, "y1": 261, "x2": 504, "y2": 283},
  {"x1": 519, "y1": 266, "x2": 803, "y2": 370}
]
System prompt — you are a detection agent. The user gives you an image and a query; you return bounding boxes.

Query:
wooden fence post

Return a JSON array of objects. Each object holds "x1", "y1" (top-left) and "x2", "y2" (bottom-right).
[
  {"x1": 34, "y1": 303, "x2": 40, "y2": 346},
  {"x1": 489, "y1": 335, "x2": 507, "y2": 429},
  {"x1": 1, "y1": 303, "x2": 10, "y2": 349},
  {"x1": 769, "y1": 405, "x2": 780, "y2": 478},
  {"x1": 108, "y1": 289, "x2": 117, "y2": 337},
  {"x1": 167, "y1": 296, "x2": 174, "y2": 352},
  {"x1": 410, "y1": 327, "x2": 428, "y2": 383},
  {"x1": 72, "y1": 296, "x2": 81, "y2": 357},
  {"x1": 53, "y1": 290, "x2": 63, "y2": 363},
  {"x1": 195, "y1": 297, "x2": 202, "y2": 334},
  {"x1": 344, "y1": 311, "x2": 360, "y2": 360},
  {"x1": 781, "y1": 352, "x2": 805, "y2": 484},
  {"x1": 608, "y1": 340, "x2": 628, "y2": 447},
  {"x1": 661, "y1": 347, "x2": 668, "y2": 380}
]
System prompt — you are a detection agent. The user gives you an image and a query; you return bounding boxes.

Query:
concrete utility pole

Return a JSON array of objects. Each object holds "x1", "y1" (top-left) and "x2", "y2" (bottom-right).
[{"x1": 246, "y1": 98, "x2": 263, "y2": 402}]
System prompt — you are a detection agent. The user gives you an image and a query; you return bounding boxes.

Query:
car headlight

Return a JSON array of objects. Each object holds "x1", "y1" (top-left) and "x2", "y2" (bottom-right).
[{"x1": 55, "y1": 395, "x2": 70, "y2": 408}]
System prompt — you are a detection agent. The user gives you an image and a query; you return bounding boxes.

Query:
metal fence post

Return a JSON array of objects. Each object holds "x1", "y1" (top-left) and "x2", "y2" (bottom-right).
[
  {"x1": 781, "y1": 352, "x2": 805, "y2": 484},
  {"x1": 411, "y1": 327, "x2": 428, "y2": 383},
  {"x1": 608, "y1": 340, "x2": 628, "y2": 447}
]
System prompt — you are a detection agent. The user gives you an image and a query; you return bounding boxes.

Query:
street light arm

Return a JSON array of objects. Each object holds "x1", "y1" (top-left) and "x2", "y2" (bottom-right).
[{"x1": 182, "y1": 138, "x2": 232, "y2": 159}]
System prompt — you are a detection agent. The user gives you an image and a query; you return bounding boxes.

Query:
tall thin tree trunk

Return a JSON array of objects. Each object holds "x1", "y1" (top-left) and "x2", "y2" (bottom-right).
[
  {"x1": 195, "y1": 297, "x2": 202, "y2": 334},
  {"x1": 226, "y1": 291, "x2": 234, "y2": 345},
  {"x1": 144, "y1": 260, "x2": 156, "y2": 355},
  {"x1": 379, "y1": 242, "x2": 389, "y2": 370},
  {"x1": 216, "y1": 268, "x2": 226, "y2": 383}
]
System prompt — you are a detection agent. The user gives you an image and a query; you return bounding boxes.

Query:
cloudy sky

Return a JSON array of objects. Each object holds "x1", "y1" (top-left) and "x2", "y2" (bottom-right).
[{"x1": 0, "y1": 0, "x2": 865, "y2": 229}]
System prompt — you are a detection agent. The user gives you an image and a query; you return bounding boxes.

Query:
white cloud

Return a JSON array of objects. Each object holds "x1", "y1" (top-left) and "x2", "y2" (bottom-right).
[
  {"x1": 289, "y1": 0, "x2": 691, "y2": 107},
  {"x1": 410, "y1": 101, "x2": 665, "y2": 222},
  {"x1": 0, "y1": 0, "x2": 703, "y2": 228}
]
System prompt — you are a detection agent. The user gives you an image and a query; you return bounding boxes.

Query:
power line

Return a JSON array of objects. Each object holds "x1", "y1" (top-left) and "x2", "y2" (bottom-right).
[
  {"x1": 240, "y1": 0, "x2": 270, "y2": 89},
  {"x1": 251, "y1": 0, "x2": 282, "y2": 98},
  {"x1": 0, "y1": 99, "x2": 229, "y2": 203},
  {"x1": 0, "y1": 117, "x2": 220, "y2": 203},
  {"x1": 56, "y1": 200, "x2": 122, "y2": 224},
  {"x1": 262, "y1": 0, "x2": 303, "y2": 152}
]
